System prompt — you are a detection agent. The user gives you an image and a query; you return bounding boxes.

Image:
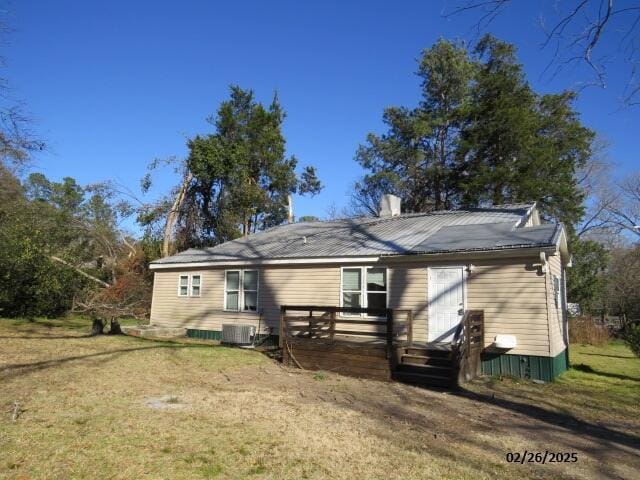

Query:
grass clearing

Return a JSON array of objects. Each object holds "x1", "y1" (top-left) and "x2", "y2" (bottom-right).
[{"x1": 0, "y1": 317, "x2": 638, "y2": 479}]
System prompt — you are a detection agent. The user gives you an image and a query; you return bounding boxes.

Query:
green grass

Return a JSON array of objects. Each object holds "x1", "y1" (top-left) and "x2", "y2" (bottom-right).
[
  {"x1": 5, "y1": 314, "x2": 145, "y2": 330},
  {"x1": 468, "y1": 341, "x2": 639, "y2": 425},
  {"x1": 561, "y1": 341, "x2": 639, "y2": 416},
  {"x1": 1, "y1": 316, "x2": 638, "y2": 480}
]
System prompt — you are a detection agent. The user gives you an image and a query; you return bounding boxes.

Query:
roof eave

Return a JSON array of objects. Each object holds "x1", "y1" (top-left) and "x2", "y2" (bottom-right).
[{"x1": 149, "y1": 255, "x2": 382, "y2": 270}]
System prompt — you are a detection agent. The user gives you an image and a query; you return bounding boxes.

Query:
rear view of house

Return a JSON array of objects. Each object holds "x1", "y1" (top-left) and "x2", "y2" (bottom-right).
[{"x1": 149, "y1": 196, "x2": 570, "y2": 384}]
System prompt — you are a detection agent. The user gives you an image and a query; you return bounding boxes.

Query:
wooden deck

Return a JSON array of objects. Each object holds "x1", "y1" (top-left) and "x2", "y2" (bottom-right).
[{"x1": 280, "y1": 306, "x2": 484, "y2": 387}]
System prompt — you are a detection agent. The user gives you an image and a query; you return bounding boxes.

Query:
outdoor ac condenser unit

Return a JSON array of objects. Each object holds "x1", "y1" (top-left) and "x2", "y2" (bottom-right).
[{"x1": 221, "y1": 324, "x2": 256, "y2": 345}]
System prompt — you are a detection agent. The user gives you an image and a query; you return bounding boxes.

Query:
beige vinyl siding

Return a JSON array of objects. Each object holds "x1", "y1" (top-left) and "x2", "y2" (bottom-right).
[
  {"x1": 388, "y1": 265, "x2": 428, "y2": 341},
  {"x1": 150, "y1": 254, "x2": 557, "y2": 357},
  {"x1": 547, "y1": 254, "x2": 567, "y2": 356},
  {"x1": 150, "y1": 266, "x2": 341, "y2": 334},
  {"x1": 150, "y1": 268, "x2": 267, "y2": 333},
  {"x1": 466, "y1": 258, "x2": 550, "y2": 356},
  {"x1": 258, "y1": 265, "x2": 340, "y2": 332}
]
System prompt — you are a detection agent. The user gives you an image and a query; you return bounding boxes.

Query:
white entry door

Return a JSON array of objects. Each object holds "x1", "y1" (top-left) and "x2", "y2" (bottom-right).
[{"x1": 428, "y1": 267, "x2": 465, "y2": 342}]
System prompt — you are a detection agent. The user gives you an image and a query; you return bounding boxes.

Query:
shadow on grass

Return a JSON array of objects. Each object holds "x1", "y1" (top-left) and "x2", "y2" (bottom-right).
[
  {"x1": 580, "y1": 352, "x2": 635, "y2": 359},
  {"x1": 0, "y1": 334, "x2": 95, "y2": 340},
  {"x1": 571, "y1": 363, "x2": 640, "y2": 382},
  {"x1": 0, "y1": 340, "x2": 215, "y2": 381},
  {"x1": 451, "y1": 387, "x2": 640, "y2": 452}
]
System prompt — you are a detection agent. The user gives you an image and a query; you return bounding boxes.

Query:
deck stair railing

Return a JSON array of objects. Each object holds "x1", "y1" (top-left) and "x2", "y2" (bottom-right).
[{"x1": 450, "y1": 310, "x2": 484, "y2": 384}]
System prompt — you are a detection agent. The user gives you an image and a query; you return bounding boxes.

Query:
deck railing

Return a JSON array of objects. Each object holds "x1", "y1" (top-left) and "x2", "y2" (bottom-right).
[
  {"x1": 451, "y1": 309, "x2": 484, "y2": 384},
  {"x1": 279, "y1": 306, "x2": 413, "y2": 358}
]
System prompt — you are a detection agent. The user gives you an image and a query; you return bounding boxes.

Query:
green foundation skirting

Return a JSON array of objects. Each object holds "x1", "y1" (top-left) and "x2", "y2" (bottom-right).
[
  {"x1": 481, "y1": 348, "x2": 569, "y2": 382},
  {"x1": 186, "y1": 328, "x2": 279, "y2": 347}
]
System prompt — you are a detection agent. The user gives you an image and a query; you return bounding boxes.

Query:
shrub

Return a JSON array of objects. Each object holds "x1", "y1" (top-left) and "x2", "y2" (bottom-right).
[
  {"x1": 569, "y1": 317, "x2": 611, "y2": 346},
  {"x1": 623, "y1": 323, "x2": 640, "y2": 357}
]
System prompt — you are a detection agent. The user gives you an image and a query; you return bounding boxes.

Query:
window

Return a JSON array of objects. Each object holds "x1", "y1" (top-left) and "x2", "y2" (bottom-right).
[
  {"x1": 178, "y1": 275, "x2": 189, "y2": 297},
  {"x1": 342, "y1": 268, "x2": 362, "y2": 309},
  {"x1": 178, "y1": 274, "x2": 202, "y2": 297},
  {"x1": 225, "y1": 270, "x2": 258, "y2": 312},
  {"x1": 243, "y1": 270, "x2": 258, "y2": 311},
  {"x1": 225, "y1": 271, "x2": 240, "y2": 310},
  {"x1": 366, "y1": 268, "x2": 387, "y2": 310},
  {"x1": 191, "y1": 275, "x2": 201, "y2": 297},
  {"x1": 341, "y1": 267, "x2": 387, "y2": 315}
]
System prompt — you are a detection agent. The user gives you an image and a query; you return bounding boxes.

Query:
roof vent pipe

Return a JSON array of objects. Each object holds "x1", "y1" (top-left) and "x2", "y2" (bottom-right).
[{"x1": 378, "y1": 194, "x2": 402, "y2": 217}]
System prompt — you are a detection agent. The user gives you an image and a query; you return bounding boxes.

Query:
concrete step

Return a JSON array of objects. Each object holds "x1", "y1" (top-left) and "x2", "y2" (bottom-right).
[{"x1": 122, "y1": 325, "x2": 186, "y2": 339}]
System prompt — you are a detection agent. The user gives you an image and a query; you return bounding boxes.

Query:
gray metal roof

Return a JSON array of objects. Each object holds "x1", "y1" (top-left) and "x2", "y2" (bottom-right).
[
  {"x1": 411, "y1": 222, "x2": 561, "y2": 254},
  {"x1": 152, "y1": 203, "x2": 560, "y2": 265}
]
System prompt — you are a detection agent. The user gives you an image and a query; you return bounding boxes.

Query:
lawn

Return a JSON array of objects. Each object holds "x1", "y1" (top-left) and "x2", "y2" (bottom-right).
[{"x1": 0, "y1": 317, "x2": 638, "y2": 480}]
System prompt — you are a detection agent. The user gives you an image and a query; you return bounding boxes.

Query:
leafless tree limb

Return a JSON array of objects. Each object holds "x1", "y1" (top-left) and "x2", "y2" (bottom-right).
[{"x1": 445, "y1": 0, "x2": 640, "y2": 107}]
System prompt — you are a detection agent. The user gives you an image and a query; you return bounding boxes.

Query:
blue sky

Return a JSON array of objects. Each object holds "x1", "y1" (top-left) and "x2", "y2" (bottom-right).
[{"x1": 4, "y1": 0, "x2": 638, "y2": 231}]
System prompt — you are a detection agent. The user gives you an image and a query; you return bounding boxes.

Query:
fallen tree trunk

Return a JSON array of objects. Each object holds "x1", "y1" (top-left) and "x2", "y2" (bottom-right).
[{"x1": 162, "y1": 171, "x2": 193, "y2": 257}]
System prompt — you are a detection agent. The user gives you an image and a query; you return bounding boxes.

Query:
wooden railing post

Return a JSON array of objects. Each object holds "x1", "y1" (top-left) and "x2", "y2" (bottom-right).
[
  {"x1": 386, "y1": 309, "x2": 393, "y2": 360},
  {"x1": 308, "y1": 308, "x2": 313, "y2": 338},
  {"x1": 465, "y1": 313, "x2": 471, "y2": 353},
  {"x1": 279, "y1": 306, "x2": 285, "y2": 348},
  {"x1": 407, "y1": 310, "x2": 413, "y2": 345}
]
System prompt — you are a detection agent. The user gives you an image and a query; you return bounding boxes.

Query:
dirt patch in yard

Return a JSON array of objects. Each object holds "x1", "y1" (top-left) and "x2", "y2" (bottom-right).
[{"x1": 0, "y1": 318, "x2": 638, "y2": 479}]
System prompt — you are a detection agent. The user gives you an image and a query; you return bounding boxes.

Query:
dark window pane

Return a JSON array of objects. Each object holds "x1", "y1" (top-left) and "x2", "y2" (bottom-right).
[
  {"x1": 244, "y1": 291, "x2": 257, "y2": 311},
  {"x1": 367, "y1": 293, "x2": 386, "y2": 310}
]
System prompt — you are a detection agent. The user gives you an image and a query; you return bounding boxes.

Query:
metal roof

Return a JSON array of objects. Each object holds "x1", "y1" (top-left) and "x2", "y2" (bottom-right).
[{"x1": 151, "y1": 203, "x2": 560, "y2": 265}]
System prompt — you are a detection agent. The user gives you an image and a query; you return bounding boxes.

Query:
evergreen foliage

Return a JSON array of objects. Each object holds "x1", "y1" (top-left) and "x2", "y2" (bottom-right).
[{"x1": 355, "y1": 35, "x2": 594, "y2": 228}]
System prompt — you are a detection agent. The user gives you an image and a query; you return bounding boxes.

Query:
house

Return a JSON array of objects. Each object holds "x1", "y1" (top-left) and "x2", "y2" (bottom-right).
[{"x1": 148, "y1": 195, "x2": 570, "y2": 384}]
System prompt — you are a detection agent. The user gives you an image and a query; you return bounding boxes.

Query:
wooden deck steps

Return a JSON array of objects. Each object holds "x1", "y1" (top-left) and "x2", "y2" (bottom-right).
[{"x1": 393, "y1": 345, "x2": 455, "y2": 388}]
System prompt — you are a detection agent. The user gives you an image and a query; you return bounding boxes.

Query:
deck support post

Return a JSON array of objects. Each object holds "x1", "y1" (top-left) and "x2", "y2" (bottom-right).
[
  {"x1": 385, "y1": 308, "x2": 393, "y2": 361},
  {"x1": 330, "y1": 309, "x2": 336, "y2": 344}
]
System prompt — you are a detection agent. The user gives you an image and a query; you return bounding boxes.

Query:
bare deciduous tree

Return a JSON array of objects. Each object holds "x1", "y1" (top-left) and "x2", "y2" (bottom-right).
[{"x1": 446, "y1": 0, "x2": 640, "y2": 106}]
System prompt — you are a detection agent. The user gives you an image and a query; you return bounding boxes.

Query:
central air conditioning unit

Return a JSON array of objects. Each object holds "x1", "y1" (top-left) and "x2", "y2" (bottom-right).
[{"x1": 222, "y1": 324, "x2": 256, "y2": 346}]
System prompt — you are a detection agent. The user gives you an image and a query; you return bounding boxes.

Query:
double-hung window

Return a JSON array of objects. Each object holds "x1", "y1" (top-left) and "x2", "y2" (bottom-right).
[
  {"x1": 225, "y1": 270, "x2": 258, "y2": 312},
  {"x1": 178, "y1": 274, "x2": 202, "y2": 297},
  {"x1": 341, "y1": 267, "x2": 387, "y2": 315}
]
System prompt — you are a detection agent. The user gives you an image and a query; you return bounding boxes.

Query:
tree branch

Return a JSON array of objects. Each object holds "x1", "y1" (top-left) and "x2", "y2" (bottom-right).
[{"x1": 50, "y1": 256, "x2": 111, "y2": 288}]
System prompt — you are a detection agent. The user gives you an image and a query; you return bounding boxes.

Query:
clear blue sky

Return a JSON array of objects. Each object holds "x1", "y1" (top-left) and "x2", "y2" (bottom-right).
[{"x1": 4, "y1": 0, "x2": 638, "y2": 231}]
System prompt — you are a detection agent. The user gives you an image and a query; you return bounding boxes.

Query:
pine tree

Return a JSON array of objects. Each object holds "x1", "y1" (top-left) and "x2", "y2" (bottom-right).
[
  {"x1": 458, "y1": 35, "x2": 593, "y2": 228},
  {"x1": 354, "y1": 40, "x2": 473, "y2": 213},
  {"x1": 172, "y1": 86, "x2": 321, "y2": 248}
]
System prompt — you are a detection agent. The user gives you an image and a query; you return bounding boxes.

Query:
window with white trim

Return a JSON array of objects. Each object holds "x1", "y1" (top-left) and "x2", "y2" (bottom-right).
[
  {"x1": 341, "y1": 267, "x2": 387, "y2": 314},
  {"x1": 178, "y1": 274, "x2": 202, "y2": 297},
  {"x1": 178, "y1": 275, "x2": 189, "y2": 297},
  {"x1": 553, "y1": 275, "x2": 561, "y2": 308},
  {"x1": 225, "y1": 270, "x2": 258, "y2": 312},
  {"x1": 191, "y1": 275, "x2": 201, "y2": 297}
]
